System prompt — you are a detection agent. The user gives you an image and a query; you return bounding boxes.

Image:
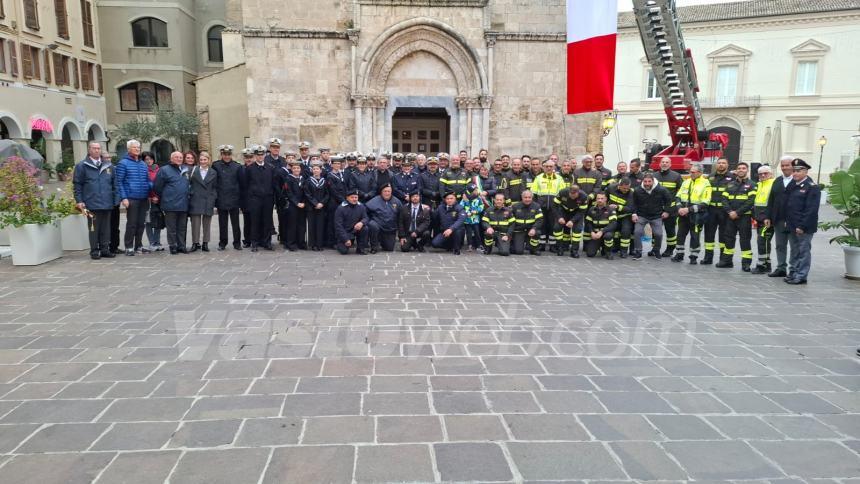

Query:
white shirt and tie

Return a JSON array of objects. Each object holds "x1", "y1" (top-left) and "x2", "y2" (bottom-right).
[{"x1": 410, "y1": 204, "x2": 420, "y2": 232}]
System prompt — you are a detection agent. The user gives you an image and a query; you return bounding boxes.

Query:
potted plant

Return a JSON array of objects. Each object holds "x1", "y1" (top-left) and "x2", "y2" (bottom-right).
[
  {"x1": 47, "y1": 181, "x2": 90, "y2": 251},
  {"x1": 0, "y1": 156, "x2": 63, "y2": 265},
  {"x1": 55, "y1": 149, "x2": 76, "y2": 182},
  {"x1": 819, "y1": 158, "x2": 860, "y2": 280}
]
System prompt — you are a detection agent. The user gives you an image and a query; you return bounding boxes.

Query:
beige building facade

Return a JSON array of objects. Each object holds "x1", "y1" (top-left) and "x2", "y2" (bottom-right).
[
  {"x1": 97, "y1": 0, "x2": 227, "y2": 160},
  {"x1": 612, "y1": 0, "x2": 860, "y2": 180},
  {"x1": 199, "y1": 0, "x2": 602, "y2": 158},
  {"x1": 0, "y1": 0, "x2": 106, "y2": 164}
]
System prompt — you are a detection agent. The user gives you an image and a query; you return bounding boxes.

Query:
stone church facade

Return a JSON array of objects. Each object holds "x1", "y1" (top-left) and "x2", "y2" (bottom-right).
[{"x1": 214, "y1": 0, "x2": 602, "y2": 158}]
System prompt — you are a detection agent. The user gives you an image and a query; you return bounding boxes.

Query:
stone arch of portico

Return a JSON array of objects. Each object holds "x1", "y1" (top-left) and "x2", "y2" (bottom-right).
[
  {"x1": 358, "y1": 18, "x2": 487, "y2": 98},
  {"x1": 354, "y1": 18, "x2": 490, "y2": 154}
]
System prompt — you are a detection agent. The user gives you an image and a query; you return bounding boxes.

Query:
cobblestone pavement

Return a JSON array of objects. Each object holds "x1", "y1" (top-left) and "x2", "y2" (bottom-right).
[{"x1": 0, "y1": 222, "x2": 859, "y2": 483}]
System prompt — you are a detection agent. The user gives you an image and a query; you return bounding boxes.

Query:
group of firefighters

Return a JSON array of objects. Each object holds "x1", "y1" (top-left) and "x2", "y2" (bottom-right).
[{"x1": 208, "y1": 140, "x2": 816, "y2": 283}]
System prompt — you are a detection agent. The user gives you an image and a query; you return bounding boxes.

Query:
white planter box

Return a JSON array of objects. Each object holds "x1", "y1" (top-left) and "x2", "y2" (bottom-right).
[
  {"x1": 0, "y1": 228, "x2": 9, "y2": 246},
  {"x1": 844, "y1": 246, "x2": 860, "y2": 281},
  {"x1": 8, "y1": 222, "x2": 63, "y2": 266},
  {"x1": 60, "y1": 215, "x2": 90, "y2": 251}
]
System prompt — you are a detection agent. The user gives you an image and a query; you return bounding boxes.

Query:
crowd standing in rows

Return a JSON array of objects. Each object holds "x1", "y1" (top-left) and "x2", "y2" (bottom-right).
[{"x1": 73, "y1": 139, "x2": 821, "y2": 284}]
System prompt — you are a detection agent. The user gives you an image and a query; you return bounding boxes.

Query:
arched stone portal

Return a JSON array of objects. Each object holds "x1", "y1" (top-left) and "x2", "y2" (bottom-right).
[{"x1": 353, "y1": 18, "x2": 490, "y2": 155}]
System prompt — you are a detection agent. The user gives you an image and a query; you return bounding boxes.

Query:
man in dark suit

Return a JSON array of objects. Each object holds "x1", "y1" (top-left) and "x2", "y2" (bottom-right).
[
  {"x1": 398, "y1": 191, "x2": 432, "y2": 252},
  {"x1": 764, "y1": 156, "x2": 795, "y2": 277},
  {"x1": 781, "y1": 158, "x2": 821, "y2": 285}
]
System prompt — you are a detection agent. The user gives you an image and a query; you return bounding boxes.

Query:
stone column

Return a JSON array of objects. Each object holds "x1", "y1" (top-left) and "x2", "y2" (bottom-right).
[
  {"x1": 72, "y1": 140, "x2": 87, "y2": 163},
  {"x1": 354, "y1": 105, "x2": 363, "y2": 152},
  {"x1": 481, "y1": 96, "x2": 493, "y2": 156}
]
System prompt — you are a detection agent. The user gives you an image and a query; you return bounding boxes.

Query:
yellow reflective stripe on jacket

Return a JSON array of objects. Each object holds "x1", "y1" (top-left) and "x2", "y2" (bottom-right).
[
  {"x1": 754, "y1": 178, "x2": 774, "y2": 207},
  {"x1": 440, "y1": 179, "x2": 468, "y2": 185},
  {"x1": 577, "y1": 177, "x2": 597, "y2": 184},
  {"x1": 609, "y1": 194, "x2": 628, "y2": 205}
]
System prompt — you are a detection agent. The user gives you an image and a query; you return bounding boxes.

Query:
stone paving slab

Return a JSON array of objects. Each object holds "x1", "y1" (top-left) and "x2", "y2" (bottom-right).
[{"x1": 0, "y1": 220, "x2": 858, "y2": 482}]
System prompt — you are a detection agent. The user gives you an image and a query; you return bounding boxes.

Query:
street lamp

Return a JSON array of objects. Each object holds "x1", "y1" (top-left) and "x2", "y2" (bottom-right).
[
  {"x1": 602, "y1": 111, "x2": 617, "y2": 137},
  {"x1": 817, "y1": 135, "x2": 827, "y2": 184}
]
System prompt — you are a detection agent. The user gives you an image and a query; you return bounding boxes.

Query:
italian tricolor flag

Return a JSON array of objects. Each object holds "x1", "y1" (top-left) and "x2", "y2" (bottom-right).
[{"x1": 566, "y1": 0, "x2": 618, "y2": 114}]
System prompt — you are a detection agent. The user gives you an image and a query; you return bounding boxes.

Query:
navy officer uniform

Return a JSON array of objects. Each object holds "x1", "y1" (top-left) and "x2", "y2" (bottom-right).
[
  {"x1": 781, "y1": 158, "x2": 821, "y2": 285},
  {"x1": 391, "y1": 155, "x2": 422, "y2": 203}
]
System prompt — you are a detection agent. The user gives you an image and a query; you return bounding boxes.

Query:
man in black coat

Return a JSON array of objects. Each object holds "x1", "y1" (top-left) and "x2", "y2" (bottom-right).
[
  {"x1": 398, "y1": 191, "x2": 432, "y2": 252},
  {"x1": 764, "y1": 155, "x2": 795, "y2": 277},
  {"x1": 348, "y1": 157, "x2": 376, "y2": 203},
  {"x1": 335, "y1": 190, "x2": 369, "y2": 255},
  {"x1": 244, "y1": 145, "x2": 276, "y2": 251},
  {"x1": 630, "y1": 174, "x2": 674, "y2": 259},
  {"x1": 325, "y1": 157, "x2": 349, "y2": 248},
  {"x1": 212, "y1": 145, "x2": 244, "y2": 250},
  {"x1": 264, "y1": 138, "x2": 286, "y2": 169},
  {"x1": 780, "y1": 158, "x2": 821, "y2": 285}
]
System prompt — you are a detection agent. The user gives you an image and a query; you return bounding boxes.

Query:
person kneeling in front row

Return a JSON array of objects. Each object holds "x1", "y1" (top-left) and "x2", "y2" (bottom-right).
[{"x1": 335, "y1": 189, "x2": 369, "y2": 255}]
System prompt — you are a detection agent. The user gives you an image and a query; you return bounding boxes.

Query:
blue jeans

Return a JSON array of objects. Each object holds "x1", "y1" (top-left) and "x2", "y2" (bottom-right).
[
  {"x1": 788, "y1": 231, "x2": 813, "y2": 280},
  {"x1": 145, "y1": 223, "x2": 161, "y2": 246}
]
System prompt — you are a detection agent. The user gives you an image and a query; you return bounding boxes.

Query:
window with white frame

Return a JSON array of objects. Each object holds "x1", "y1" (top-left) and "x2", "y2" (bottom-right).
[
  {"x1": 715, "y1": 65, "x2": 738, "y2": 106},
  {"x1": 646, "y1": 69, "x2": 660, "y2": 100},
  {"x1": 794, "y1": 60, "x2": 817, "y2": 96}
]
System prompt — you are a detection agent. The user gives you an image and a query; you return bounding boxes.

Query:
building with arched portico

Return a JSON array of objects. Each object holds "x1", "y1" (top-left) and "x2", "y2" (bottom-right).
[
  {"x1": 0, "y1": 0, "x2": 107, "y2": 164},
  {"x1": 194, "y1": 0, "x2": 603, "y2": 158}
]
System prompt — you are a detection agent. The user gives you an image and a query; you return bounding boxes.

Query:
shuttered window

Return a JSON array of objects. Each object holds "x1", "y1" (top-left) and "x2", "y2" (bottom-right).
[
  {"x1": 21, "y1": 44, "x2": 41, "y2": 80},
  {"x1": 44, "y1": 50, "x2": 51, "y2": 83},
  {"x1": 53, "y1": 52, "x2": 68, "y2": 86},
  {"x1": 23, "y1": 0, "x2": 40, "y2": 31},
  {"x1": 80, "y1": 0, "x2": 94, "y2": 48},
  {"x1": 80, "y1": 60, "x2": 93, "y2": 90},
  {"x1": 55, "y1": 0, "x2": 69, "y2": 39},
  {"x1": 9, "y1": 41, "x2": 17, "y2": 77}
]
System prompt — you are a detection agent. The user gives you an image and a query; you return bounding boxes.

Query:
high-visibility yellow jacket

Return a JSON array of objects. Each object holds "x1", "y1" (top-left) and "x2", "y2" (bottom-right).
[
  {"x1": 753, "y1": 177, "x2": 774, "y2": 220},
  {"x1": 531, "y1": 172, "x2": 565, "y2": 210},
  {"x1": 676, "y1": 176, "x2": 712, "y2": 212}
]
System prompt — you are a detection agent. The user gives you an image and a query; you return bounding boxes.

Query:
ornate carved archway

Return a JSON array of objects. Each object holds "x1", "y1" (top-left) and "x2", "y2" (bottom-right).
[{"x1": 353, "y1": 18, "x2": 491, "y2": 154}]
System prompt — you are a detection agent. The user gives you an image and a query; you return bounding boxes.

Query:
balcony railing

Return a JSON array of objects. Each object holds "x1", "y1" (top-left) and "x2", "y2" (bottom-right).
[{"x1": 698, "y1": 95, "x2": 761, "y2": 108}]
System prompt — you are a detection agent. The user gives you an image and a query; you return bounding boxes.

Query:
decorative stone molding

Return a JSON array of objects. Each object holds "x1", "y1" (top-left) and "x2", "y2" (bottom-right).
[
  {"x1": 346, "y1": 29, "x2": 360, "y2": 46},
  {"x1": 484, "y1": 31, "x2": 566, "y2": 43},
  {"x1": 359, "y1": 19, "x2": 487, "y2": 98},
  {"x1": 351, "y1": 94, "x2": 388, "y2": 109},
  {"x1": 242, "y1": 28, "x2": 351, "y2": 39},
  {"x1": 456, "y1": 96, "x2": 494, "y2": 109},
  {"x1": 358, "y1": 0, "x2": 487, "y2": 5}
]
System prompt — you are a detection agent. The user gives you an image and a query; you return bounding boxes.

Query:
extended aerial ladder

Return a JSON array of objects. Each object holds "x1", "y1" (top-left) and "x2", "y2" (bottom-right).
[{"x1": 632, "y1": 0, "x2": 726, "y2": 172}]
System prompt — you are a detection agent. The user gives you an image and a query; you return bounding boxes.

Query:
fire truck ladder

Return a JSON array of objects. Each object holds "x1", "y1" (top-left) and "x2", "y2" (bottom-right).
[{"x1": 632, "y1": 0, "x2": 705, "y2": 142}]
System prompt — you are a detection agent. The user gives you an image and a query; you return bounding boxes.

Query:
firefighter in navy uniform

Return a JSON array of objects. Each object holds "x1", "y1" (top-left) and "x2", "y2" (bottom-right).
[
  {"x1": 782, "y1": 158, "x2": 821, "y2": 285},
  {"x1": 584, "y1": 192, "x2": 618, "y2": 259},
  {"x1": 717, "y1": 162, "x2": 757, "y2": 271},
  {"x1": 594, "y1": 153, "x2": 613, "y2": 191},
  {"x1": 481, "y1": 192, "x2": 515, "y2": 256},
  {"x1": 500, "y1": 158, "x2": 530, "y2": 205},
  {"x1": 653, "y1": 156, "x2": 683, "y2": 257},
  {"x1": 439, "y1": 153, "x2": 471, "y2": 197},
  {"x1": 431, "y1": 191, "x2": 467, "y2": 254},
  {"x1": 606, "y1": 178, "x2": 635, "y2": 258},
  {"x1": 510, "y1": 190, "x2": 544, "y2": 256},
  {"x1": 552, "y1": 184, "x2": 589, "y2": 258},
  {"x1": 702, "y1": 158, "x2": 733, "y2": 265},
  {"x1": 573, "y1": 155, "x2": 604, "y2": 199}
]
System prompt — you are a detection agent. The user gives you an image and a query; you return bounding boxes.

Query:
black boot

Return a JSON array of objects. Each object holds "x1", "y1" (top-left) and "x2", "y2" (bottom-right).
[
  {"x1": 750, "y1": 264, "x2": 767, "y2": 274},
  {"x1": 715, "y1": 255, "x2": 733, "y2": 268},
  {"x1": 700, "y1": 250, "x2": 713, "y2": 265},
  {"x1": 556, "y1": 245, "x2": 565, "y2": 256},
  {"x1": 233, "y1": 242, "x2": 242, "y2": 250},
  {"x1": 661, "y1": 246, "x2": 675, "y2": 258},
  {"x1": 671, "y1": 253, "x2": 684, "y2": 262},
  {"x1": 202, "y1": 243, "x2": 210, "y2": 252},
  {"x1": 689, "y1": 255, "x2": 698, "y2": 265},
  {"x1": 189, "y1": 243, "x2": 200, "y2": 253},
  {"x1": 741, "y1": 260, "x2": 751, "y2": 272},
  {"x1": 570, "y1": 249, "x2": 580, "y2": 259}
]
